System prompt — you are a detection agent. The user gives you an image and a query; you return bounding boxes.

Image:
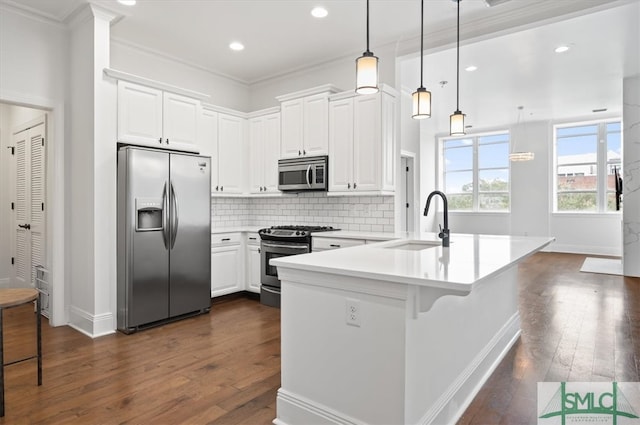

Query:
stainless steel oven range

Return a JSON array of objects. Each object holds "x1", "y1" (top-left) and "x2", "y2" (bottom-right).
[{"x1": 259, "y1": 225, "x2": 338, "y2": 307}]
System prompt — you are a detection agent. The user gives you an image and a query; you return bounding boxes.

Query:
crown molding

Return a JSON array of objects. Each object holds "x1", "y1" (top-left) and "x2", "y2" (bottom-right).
[{"x1": 103, "y1": 68, "x2": 211, "y2": 101}]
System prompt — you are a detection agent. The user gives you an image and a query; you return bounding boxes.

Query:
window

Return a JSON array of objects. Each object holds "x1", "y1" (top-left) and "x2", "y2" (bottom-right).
[
  {"x1": 554, "y1": 120, "x2": 621, "y2": 212},
  {"x1": 442, "y1": 132, "x2": 510, "y2": 211}
]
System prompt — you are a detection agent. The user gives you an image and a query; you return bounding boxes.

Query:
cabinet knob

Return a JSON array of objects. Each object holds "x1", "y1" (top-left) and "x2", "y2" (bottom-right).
[
  {"x1": 303, "y1": 150, "x2": 306, "y2": 155},
  {"x1": 221, "y1": 186, "x2": 224, "y2": 191},
  {"x1": 166, "y1": 138, "x2": 169, "y2": 144},
  {"x1": 354, "y1": 182, "x2": 357, "y2": 189},
  {"x1": 260, "y1": 186, "x2": 263, "y2": 192},
  {"x1": 215, "y1": 186, "x2": 219, "y2": 191},
  {"x1": 347, "y1": 183, "x2": 351, "y2": 189},
  {"x1": 158, "y1": 137, "x2": 162, "y2": 144},
  {"x1": 258, "y1": 248, "x2": 261, "y2": 253},
  {"x1": 298, "y1": 150, "x2": 301, "y2": 156}
]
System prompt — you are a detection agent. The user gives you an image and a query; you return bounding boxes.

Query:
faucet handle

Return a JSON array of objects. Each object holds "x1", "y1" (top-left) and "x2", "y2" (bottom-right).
[{"x1": 438, "y1": 224, "x2": 444, "y2": 239}]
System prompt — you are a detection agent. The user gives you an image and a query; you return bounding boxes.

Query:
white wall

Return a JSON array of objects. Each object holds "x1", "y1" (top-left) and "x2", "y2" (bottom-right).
[
  {"x1": 111, "y1": 41, "x2": 251, "y2": 112},
  {"x1": 0, "y1": 6, "x2": 68, "y2": 325}
]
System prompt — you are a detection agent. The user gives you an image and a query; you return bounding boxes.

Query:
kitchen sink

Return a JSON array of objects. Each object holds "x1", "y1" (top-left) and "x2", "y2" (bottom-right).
[{"x1": 382, "y1": 240, "x2": 441, "y2": 251}]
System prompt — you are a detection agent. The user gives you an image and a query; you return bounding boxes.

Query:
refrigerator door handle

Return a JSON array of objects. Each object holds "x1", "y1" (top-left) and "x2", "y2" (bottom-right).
[
  {"x1": 162, "y1": 181, "x2": 169, "y2": 249},
  {"x1": 170, "y1": 181, "x2": 179, "y2": 249}
]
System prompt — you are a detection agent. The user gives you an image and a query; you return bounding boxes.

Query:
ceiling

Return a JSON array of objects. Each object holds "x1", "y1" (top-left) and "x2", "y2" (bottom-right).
[{"x1": 2, "y1": 0, "x2": 638, "y2": 132}]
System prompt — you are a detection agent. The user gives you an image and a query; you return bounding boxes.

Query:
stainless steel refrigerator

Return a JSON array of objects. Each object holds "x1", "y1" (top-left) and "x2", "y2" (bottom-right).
[{"x1": 117, "y1": 146, "x2": 211, "y2": 333}]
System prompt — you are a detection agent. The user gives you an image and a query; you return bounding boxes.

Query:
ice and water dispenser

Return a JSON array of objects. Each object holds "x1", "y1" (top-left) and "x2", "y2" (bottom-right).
[{"x1": 135, "y1": 198, "x2": 163, "y2": 231}]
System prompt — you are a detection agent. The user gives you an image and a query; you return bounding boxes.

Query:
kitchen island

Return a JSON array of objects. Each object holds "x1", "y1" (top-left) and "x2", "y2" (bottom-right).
[{"x1": 272, "y1": 232, "x2": 554, "y2": 425}]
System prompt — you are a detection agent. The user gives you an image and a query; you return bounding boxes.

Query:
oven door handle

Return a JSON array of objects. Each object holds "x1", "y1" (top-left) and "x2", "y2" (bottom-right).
[
  {"x1": 261, "y1": 286, "x2": 280, "y2": 295},
  {"x1": 262, "y1": 242, "x2": 309, "y2": 251}
]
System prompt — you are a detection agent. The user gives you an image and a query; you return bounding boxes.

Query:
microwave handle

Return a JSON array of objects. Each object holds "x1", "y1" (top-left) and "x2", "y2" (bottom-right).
[{"x1": 306, "y1": 165, "x2": 312, "y2": 188}]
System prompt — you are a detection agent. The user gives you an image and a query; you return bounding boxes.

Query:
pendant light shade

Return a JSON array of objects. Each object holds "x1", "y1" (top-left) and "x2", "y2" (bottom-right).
[
  {"x1": 450, "y1": 0, "x2": 465, "y2": 136},
  {"x1": 356, "y1": 0, "x2": 379, "y2": 94},
  {"x1": 412, "y1": 88, "x2": 431, "y2": 119},
  {"x1": 412, "y1": 0, "x2": 431, "y2": 119},
  {"x1": 356, "y1": 52, "x2": 379, "y2": 94},
  {"x1": 450, "y1": 110, "x2": 465, "y2": 136}
]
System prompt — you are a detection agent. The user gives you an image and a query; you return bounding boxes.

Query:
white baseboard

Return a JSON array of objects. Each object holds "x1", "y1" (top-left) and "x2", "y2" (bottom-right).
[
  {"x1": 276, "y1": 389, "x2": 361, "y2": 425},
  {"x1": 275, "y1": 313, "x2": 521, "y2": 425},
  {"x1": 68, "y1": 306, "x2": 116, "y2": 338},
  {"x1": 421, "y1": 312, "x2": 521, "y2": 425},
  {"x1": 548, "y1": 243, "x2": 621, "y2": 257},
  {"x1": 0, "y1": 278, "x2": 10, "y2": 287}
]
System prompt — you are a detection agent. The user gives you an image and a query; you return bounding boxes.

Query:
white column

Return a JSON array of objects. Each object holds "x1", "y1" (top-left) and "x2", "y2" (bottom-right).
[
  {"x1": 623, "y1": 75, "x2": 640, "y2": 277},
  {"x1": 68, "y1": 4, "x2": 118, "y2": 336}
]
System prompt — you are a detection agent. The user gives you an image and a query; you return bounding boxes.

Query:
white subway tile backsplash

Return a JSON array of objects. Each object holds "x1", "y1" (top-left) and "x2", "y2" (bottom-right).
[{"x1": 211, "y1": 193, "x2": 395, "y2": 230}]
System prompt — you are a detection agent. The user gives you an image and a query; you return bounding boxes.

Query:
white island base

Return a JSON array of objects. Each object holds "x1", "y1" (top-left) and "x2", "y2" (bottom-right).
[{"x1": 272, "y1": 233, "x2": 554, "y2": 425}]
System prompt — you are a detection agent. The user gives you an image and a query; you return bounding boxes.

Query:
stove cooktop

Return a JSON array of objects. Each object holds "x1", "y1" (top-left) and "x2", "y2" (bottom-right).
[{"x1": 258, "y1": 225, "x2": 339, "y2": 242}]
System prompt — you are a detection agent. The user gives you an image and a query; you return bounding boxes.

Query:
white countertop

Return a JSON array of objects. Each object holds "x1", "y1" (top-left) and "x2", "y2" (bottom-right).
[
  {"x1": 272, "y1": 232, "x2": 555, "y2": 291},
  {"x1": 211, "y1": 226, "x2": 262, "y2": 234},
  {"x1": 313, "y1": 230, "x2": 402, "y2": 241}
]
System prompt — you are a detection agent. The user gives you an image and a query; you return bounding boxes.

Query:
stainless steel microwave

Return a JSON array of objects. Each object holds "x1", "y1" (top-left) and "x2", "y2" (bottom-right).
[{"x1": 278, "y1": 155, "x2": 328, "y2": 191}]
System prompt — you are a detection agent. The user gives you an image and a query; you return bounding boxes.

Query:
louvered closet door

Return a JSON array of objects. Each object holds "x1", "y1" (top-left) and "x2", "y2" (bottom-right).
[
  {"x1": 12, "y1": 120, "x2": 46, "y2": 287},
  {"x1": 29, "y1": 123, "x2": 46, "y2": 286}
]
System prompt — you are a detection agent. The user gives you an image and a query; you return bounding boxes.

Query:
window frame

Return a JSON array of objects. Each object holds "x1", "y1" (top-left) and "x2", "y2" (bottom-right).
[
  {"x1": 552, "y1": 119, "x2": 622, "y2": 214},
  {"x1": 439, "y1": 130, "x2": 511, "y2": 213}
]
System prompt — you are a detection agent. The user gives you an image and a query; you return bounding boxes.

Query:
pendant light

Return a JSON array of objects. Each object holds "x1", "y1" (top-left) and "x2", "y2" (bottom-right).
[
  {"x1": 450, "y1": 0, "x2": 465, "y2": 136},
  {"x1": 412, "y1": 0, "x2": 431, "y2": 119},
  {"x1": 355, "y1": 0, "x2": 379, "y2": 94},
  {"x1": 509, "y1": 106, "x2": 535, "y2": 162}
]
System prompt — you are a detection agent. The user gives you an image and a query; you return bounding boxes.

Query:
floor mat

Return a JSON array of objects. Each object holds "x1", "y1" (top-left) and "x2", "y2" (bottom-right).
[{"x1": 580, "y1": 257, "x2": 623, "y2": 276}]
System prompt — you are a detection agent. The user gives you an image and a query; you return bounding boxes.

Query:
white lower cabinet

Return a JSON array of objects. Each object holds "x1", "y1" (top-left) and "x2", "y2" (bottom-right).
[
  {"x1": 246, "y1": 245, "x2": 261, "y2": 293},
  {"x1": 211, "y1": 233, "x2": 243, "y2": 297},
  {"x1": 312, "y1": 237, "x2": 366, "y2": 252}
]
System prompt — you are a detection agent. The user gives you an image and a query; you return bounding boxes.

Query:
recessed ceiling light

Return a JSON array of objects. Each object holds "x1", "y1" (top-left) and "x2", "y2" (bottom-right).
[
  {"x1": 311, "y1": 7, "x2": 328, "y2": 18},
  {"x1": 229, "y1": 42, "x2": 245, "y2": 51},
  {"x1": 465, "y1": 65, "x2": 478, "y2": 72},
  {"x1": 554, "y1": 45, "x2": 570, "y2": 53},
  {"x1": 117, "y1": 0, "x2": 136, "y2": 5}
]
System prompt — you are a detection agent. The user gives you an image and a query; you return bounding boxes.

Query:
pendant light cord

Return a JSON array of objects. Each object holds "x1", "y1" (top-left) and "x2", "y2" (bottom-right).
[
  {"x1": 456, "y1": 0, "x2": 460, "y2": 111},
  {"x1": 420, "y1": 0, "x2": 424, "y2": 88},
  {"x1": 366, "y1": 0, "x2": 370, "y2": 53}
]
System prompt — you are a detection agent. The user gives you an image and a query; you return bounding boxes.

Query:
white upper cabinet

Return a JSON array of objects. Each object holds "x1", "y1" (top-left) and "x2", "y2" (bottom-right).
[
  {"x1": 328, "y1": 85, "x2": 397, "y2": 195},
  {"x1": 117, "y1": 80, "x2": 199, "y2": 151},
  {"x1": 277, "y1": 85, "x2": 339, "y2": 159},
  {"x1": 216, "y1": 113, "x2": 246, "y2": 194},
  {"x1": 197, "y1": 107, "x2": 219, "y2": 190},
  {"x1": 199, "y1": 107, "x2": 246, "y2": 195},
  {"x1": 249, "y1": 111, "x2": 281, "y2": 194}
]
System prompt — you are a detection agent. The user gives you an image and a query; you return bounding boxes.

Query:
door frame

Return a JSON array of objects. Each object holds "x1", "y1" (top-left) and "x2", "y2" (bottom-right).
[
  {"x1": 0, "y1": 94, "x2": 66, "y2": 327},
  {"x1": 400, "y1": 150, "x2": 418, "y2": 232}
]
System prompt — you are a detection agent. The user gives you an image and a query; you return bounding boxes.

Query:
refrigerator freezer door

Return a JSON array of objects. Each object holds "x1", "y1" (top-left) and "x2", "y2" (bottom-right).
[
  {"x1": 168, "y1": 154, "x2": 211, "y2": 316},
  {"x1": 118, "y1": 148, "x2": 170, "y2": 331}
]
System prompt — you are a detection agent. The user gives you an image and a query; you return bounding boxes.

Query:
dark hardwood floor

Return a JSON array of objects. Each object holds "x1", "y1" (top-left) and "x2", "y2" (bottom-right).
[{"x1": 0, "y1": 252, "x2": 638, "y2": 424}]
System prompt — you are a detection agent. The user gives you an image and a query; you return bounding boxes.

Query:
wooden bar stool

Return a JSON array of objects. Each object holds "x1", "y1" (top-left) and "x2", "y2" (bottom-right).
[{"x1": 0, "y1": 288, "x2": 42, "y2": 417}]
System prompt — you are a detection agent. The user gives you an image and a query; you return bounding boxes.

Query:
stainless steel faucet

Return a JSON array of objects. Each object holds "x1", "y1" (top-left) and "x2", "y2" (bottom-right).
[{"x1": 423, "y1": 190, "x2": 450, "y2": 248}]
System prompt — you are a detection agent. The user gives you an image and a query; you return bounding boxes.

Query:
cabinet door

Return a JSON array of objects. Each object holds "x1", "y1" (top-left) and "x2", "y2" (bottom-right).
[
  {"x1": 163, "y1": 92, "x2": 199, "y2": 147},
  {"x1": 328, "y1": 98, "x2": 354, "y2": 192},
  {"x1": 303, "y1": 93, "x2": 329, "y2": 156},
  {"x1": 263, "y1": 113, "x2": 281, "y2": 193},
  {"x1": 353, "y1": 94, "x2": 381, "y2": 191},
  {"x1": 211, "y1": 245, "x2": 242, "y2": 297},
  {"x1": 280, "y1": 99, "x2": 303, "y2": 158},
  {"x1": 217, "y1": 113, "x2": 245, "y2": 194},
  {"x1": 117, "y1": 81, "x2": 163, "y2": 146},
  {"x1": 199, "y1": 108, "x2": 219, "y2": 190},
  {"x1": 246, "y1": 244, "x2": 261, "y2": 293},
  {"x1": 248, "y1": 117, "x2": 265, "y2": 193}
]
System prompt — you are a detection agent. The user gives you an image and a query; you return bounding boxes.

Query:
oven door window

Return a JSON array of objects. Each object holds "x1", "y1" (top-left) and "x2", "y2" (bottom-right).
[{"x1": 265, "y1": 251, "x2": 288, "y2": 278}]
